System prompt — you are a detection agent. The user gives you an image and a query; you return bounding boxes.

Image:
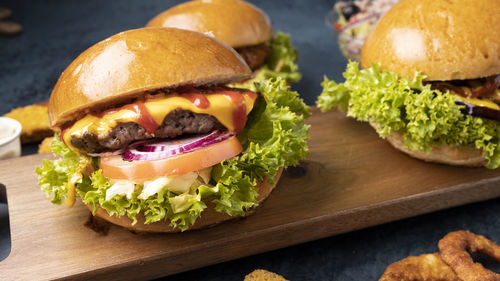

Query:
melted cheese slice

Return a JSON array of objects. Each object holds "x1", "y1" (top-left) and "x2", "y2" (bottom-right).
[
  {"x1": 454, "y1": 94, "x2": 500, "y2": 110},
  {"x1": 63, "y1": 92, "x2": 257, "y2": 152},
  {"x1": 450, "y1": 86, "x2": 500, "y2": 110},
  {"x1": 144, "y1": 93, "x2": 256, "y2": 129}
]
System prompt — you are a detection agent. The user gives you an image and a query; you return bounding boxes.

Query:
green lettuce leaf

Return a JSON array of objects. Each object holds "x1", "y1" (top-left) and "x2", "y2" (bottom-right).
[
  {"x1": 236, "y1": 31, "x2": 301, "y2": 91},
  {"x1": 35, "y1": 135, "x2": 80, "y2": 204},
  {"x1": 36, "y1": 77, "x2": 310, "y2": 230},
  {"x1": 317, "y1": 61, "x2": 500, "y2": 169},
  {"x1": 208, "y1": 77, "x2": 311, "y2": 215}
]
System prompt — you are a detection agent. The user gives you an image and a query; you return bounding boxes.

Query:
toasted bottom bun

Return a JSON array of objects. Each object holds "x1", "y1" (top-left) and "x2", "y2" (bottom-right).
[
  {"x1": 86, "y1": 168, "x2": 283, "y2": 233},
  {"x1": 384, "y1": 130, "x2": 487, "y2": 167}
]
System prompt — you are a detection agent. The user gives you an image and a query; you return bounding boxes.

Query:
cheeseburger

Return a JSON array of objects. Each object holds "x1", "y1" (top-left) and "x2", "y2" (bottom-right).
[
  {"x1": 146, "y1": 0, "x2": 301, "y2": 90},
  {"x1": 36, "y1": 28, "x2": 310, "y2": 232},
  {"x1": 317, "y1": 0, "x2": 500, "y2": 168}
]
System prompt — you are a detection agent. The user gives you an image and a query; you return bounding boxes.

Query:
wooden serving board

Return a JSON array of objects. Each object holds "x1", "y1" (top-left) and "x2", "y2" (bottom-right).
[{"x1": 2, "y1": 108, "x2": 500, "y2": 280}]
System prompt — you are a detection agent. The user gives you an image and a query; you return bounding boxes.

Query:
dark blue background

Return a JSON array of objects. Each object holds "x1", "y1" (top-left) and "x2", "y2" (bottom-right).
[
  {"x1": 0, "y1": 0, "x2": 346, "y2": 113},
  {"x1": 0, "y1": 1, "x2": 499, "y2": 280}
]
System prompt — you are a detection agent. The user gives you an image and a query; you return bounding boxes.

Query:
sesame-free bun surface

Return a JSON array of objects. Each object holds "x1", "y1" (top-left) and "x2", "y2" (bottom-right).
[
  {"x1": 146, "y1": 0, "x2": 273, "y2": 48},
  {"x1": 48, "y1": 27, "x2": 251, "y2": 129},
  {"x1": 87, "y1": 169, "x2": 282, "y2": 233},
  {"x1": 361, "y1": 0, "x2": 500, "y2": 81}
]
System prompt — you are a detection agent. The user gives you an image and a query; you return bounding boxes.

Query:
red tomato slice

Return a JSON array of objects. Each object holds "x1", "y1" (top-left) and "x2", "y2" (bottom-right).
[{"x1": 100, "y1": 136, "x2": 242, "y2": 180}]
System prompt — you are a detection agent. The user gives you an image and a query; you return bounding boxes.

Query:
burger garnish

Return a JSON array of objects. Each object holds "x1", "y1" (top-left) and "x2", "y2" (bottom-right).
[
  {"x1": 430, "y1": 76, "x2": 500, "y2": 100},
  {"x1": 146, "y1": 0, "x2": 301, "y2": 90},
  {"x1": 427, "y1": 75, "x2": 500, "y2": 121},
  {"x1": 36, "y1": 28, "x2": 310, "y2": 232}
]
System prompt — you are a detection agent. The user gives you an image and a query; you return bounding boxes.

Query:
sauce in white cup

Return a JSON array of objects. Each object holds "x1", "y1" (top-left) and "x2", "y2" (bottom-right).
[{"x1": 0, "y1": 117, "x2": 22, "y2": 160}]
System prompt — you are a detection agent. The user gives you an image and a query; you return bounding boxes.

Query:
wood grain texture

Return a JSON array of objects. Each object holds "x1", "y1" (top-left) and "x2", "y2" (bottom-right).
[{"x1": 1, "y1": 108, "x2": 500, "y2": 280}]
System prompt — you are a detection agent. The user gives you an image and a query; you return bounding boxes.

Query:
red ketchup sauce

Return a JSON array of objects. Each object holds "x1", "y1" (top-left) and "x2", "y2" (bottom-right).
[
  {"x1": 180, "y1": 92, "x2": 210, "y2": 109},
  {"x1": 471, "y1": 75, "x2": 500, "y2": 98},
  {"x1": 60, "y1": 127, "x2": 69, "y2": 143},
  {"x1": 219, "y1": 90, "x2": 248, "y2": 133},
  {"x1": 122, "y1": 102, "x2": 159, "y2": 134},
  {"x1": 181, "y1": 86, "x2": 258, "y2": 134}
]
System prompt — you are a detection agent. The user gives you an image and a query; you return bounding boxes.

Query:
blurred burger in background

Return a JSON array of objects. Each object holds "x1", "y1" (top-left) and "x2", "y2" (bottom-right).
[
  {"x1": 36, "y1": 27, "x2": 310, "y2": 232},
  {"x1": 318, "y1": 0, "x2": 500, "y2": 168},
  {"x1": 146, "y1": 0, "x2": 301, "y2": 91},
  {"x1": 329, "y1": 0, "x2": 400, "y2": 61}
]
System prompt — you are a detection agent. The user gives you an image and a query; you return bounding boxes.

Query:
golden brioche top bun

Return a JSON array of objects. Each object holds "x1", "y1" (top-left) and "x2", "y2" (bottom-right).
[
  {"x1": 361, "y1": 0, "x2": 500, "y2": 81},
  {"x1": 48, "y1": 27, "x2": 251, "y2": 129},
  {"x1": 146, "y1": 0, "x2": 273, "y2": 48}
]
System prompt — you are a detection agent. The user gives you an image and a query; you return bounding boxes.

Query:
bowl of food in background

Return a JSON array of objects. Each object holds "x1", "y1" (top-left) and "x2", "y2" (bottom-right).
[
  {"x1": 328, "y1": 0, "x2": 400, "y2": 61},
  {"x1": 0, "y1": 117, "x2": 22, "y2": 159}
]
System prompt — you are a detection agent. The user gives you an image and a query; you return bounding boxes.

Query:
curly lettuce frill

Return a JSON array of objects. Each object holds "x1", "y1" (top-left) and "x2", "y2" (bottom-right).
[
  {"x1": 317, "y1": 61, "x2": 500, "y2": 169},
  {"x1": 36, "y1": 77, "x2": 310, "y2": 231},
  {"x1": 236, "y1": 32, "x2": 301, "y2": 91}
]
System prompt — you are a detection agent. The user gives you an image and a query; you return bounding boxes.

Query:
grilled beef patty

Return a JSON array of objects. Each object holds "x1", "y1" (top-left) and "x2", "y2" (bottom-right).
[
  {"x1": 71, "y1": 109, "x2": 225, "y2": 153},
  {"x1": 236, "y1": 43, "x2": 271, "y2": 70}
]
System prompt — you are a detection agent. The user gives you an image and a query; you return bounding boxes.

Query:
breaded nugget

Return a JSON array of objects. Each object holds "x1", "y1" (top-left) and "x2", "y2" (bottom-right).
[
  {"x1": 4, "y1": 103, "x2": 53, "y2": 143},
  {"x1": 244, "y1": 269, "x2": 289, "y2": 281},
  {"x1": 38, "y1": 136, "x2": 54, "y2": 154},
  {"x1": 379, "y1": 253, "x2": 459, "y2": 281}
]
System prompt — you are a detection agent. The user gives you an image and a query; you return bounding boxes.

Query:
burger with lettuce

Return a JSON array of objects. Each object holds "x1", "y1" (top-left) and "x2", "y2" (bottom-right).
[
  {"x1": 36, "y1": 27, "x2": 310, "y2": 232},
  {"x1": 318, "y1": 0, "x2": 500, "y2": 168},
  {"x1": 146, "y1": 0, "x2": 301, "y2": 91}
]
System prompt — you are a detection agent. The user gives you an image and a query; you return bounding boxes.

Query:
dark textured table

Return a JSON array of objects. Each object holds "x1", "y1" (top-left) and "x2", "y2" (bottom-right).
[{"x1": 1, "y1": 1, "x2": 499, "y2": 280}]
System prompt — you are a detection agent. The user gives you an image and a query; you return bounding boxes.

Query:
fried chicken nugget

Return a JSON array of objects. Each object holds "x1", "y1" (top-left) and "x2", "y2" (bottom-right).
[
  {"x1": 38, "y1": 136, "x2": 54, "y2": 154},
  {"x1": 3, "y1": 103, "x2": 53, "y2": 143},
  {"x1": 244, "y1": 269, "x2": 289, "y2": 281},
  {"x1": 379, "y1": 253, "x2": 459, "y2": 281}
]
